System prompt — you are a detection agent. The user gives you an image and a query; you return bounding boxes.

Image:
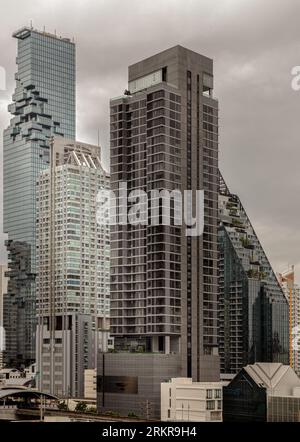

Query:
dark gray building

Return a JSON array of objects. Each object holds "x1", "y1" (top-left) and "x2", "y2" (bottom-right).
[
  {"x1": 101, "y1": 45, "x2": 219, "y2": 417},
  {"x1": 97, "y1": 352, "x2": 181, "y2": 419},
  {"x1": 219, "y1": 174, "x2": 289, "y2": 374},
  {"x1": 3, "y1": 240, "x2": 35, "y2": 368},
  {"x1": 110, "y1": 46, "x2": 219, "y2": 379}
]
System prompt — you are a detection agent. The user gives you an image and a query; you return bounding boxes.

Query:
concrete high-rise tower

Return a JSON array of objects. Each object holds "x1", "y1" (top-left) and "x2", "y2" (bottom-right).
[
  {"x1": 36, "y1": 137, "x2": 110, "y2": 398},
  {"x1": 98, "y1": 46, "x2": 219, "y2": 418},
  {"x1": 3, "y1": 27, "x2": 75, "y2": 366}
]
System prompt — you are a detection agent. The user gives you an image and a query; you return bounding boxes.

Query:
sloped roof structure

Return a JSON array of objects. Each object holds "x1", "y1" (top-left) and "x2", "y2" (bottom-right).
[{"x1": 242, "y1": 362, "x2": 300, "y2": 396}]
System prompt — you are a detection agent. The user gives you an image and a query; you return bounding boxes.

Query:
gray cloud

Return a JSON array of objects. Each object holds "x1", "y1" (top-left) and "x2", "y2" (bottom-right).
[{"x1": 0, "y1": 0, "x2": 299, "y2": 279}]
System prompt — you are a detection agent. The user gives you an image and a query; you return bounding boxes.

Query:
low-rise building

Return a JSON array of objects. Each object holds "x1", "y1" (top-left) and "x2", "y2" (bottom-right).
[
  {"x1": 223, "y1": 362, "x2": 300, "y2": 422},
  {"x1": 161, "y1": 378, "x2": 224, "y2": 422},
  {"x1": 97, "y1": 352, "x2": 181, "y2": 419},
  {"x1": 84, "y1": 369, "x2": 97, "y2": 400},
  {"x1": 0, "y1": 364, "x2": 36, "y2": 387}
]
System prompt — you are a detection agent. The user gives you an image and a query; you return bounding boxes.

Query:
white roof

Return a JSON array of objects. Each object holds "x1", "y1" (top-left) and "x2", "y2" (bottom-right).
[{"x1": 243, "y1": 362, "x2": 300, "y2": 395}]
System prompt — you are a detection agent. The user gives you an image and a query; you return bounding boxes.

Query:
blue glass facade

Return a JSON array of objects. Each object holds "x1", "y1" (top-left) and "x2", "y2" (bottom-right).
[{"x1": 3, "y1": 27, "x2": 75, "y2": 366}]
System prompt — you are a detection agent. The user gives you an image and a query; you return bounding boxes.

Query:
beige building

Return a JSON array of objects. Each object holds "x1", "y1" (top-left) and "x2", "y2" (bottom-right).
[
  {"x1": 278, "y1": 267, "x2": 300, "y2": 375},
  {"x1": 84, "y1": 369, "x2": 96, "y2": 400},
  {"x1": 161, "y1": 378, "x2": 224, "y2": 422}
]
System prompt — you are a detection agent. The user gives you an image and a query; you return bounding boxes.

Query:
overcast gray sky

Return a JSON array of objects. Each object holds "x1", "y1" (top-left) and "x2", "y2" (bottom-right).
[{"x1": 0, "y1": 0, "x2": 299, "y2": 281}]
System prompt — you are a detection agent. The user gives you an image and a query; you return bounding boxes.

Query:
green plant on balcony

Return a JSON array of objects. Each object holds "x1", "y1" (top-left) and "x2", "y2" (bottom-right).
[
  {"x1": 259, "y1": 271, "x2": 267, "y2": 280},
  {"x1": 232, "y1": 218, "x2": 243, "y2": 227},
  {"x1": 247, "y1": 269, "x2": 259, "y2": 279},
  {"x1": 240, "y1": 237, "x2": 250, "y2": 248}
]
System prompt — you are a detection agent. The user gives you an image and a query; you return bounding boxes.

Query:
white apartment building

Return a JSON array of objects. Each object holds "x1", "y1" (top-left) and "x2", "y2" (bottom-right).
[
  {"x1": 36, "y1": 137, "x2": 110, "y2": 398},
  {"x1": 161, "y1": 378, "x2": 224, "y2": 422}
]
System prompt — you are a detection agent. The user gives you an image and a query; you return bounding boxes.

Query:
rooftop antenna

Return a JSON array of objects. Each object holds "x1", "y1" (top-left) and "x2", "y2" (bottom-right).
[
  {"x1": 97, "y1": 129, "x2": 100, "y2": 147},
  {"x1": 43, "y1": 26, "x2": 45, "y2": 33},
  {"x1": 30, "y1": 20, "x2": 33, "y2": 29}
]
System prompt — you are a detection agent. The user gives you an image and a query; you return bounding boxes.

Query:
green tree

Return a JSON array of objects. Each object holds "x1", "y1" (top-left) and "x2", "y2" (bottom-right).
[
  {"x1": 58, "y1": 400, "x2": 68, "y2": 411},
  {"x1": 75, "y1": 401, "x2": 88, "y2": 413}
]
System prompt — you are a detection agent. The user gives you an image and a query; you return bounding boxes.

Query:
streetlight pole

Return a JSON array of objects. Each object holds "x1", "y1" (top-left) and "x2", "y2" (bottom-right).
[{"x1": 40, "y1": 394, "x2": 43, "y2": 421}]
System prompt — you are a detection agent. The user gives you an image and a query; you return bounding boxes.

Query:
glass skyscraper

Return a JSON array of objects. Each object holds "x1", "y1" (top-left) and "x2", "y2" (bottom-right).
[
  {"x1": 219, "y1": 174, "x2": 289, "y2": 373},
  {"x1": 3, "y1": 26, "x2": 75, "y2": 367}
]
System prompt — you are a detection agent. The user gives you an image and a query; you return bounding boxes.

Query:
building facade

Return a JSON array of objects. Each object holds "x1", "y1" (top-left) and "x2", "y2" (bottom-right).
[
  {"x1": 97, "y1": 352, "x2": 181, "y2": 419},
  {"x1": 223, "y1": 362, "x2": 300, "y2": 422},
  {"x1": 36, "y1": 138, "x2": 110, "y2": 398},
  {"x1": 218, "y1": 175, "x2": 289, "y2": 374},
  {"x1": 109, "y1": 45, "x2": 219, "y2": 384},
  {"x1": 3, "y1": 241, "x2": 35, "y2": 368},
  {"x1": 0, "y1": 265, "x2": 8, "y2": 369},
  {"x1": 84, "y1": 369, "x2": 97, "y2": 400},
  {"x1": 3, "y1": 26, "x2": 76, "y2": 366},
  {"x1": 161, "y1": 377, "x2": 224, "y2": 421},
  {"x1": 277, "y1": 267, "x2": 300, "y2": 376}
]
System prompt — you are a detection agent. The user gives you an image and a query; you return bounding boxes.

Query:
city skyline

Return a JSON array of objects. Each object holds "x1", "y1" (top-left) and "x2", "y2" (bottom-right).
[
  {"x1": 0, "y1": 0, "x2": 300, "y2": 283},
  {"x1": 0, "y1": 0, "x2": 300, "y2": 427}
]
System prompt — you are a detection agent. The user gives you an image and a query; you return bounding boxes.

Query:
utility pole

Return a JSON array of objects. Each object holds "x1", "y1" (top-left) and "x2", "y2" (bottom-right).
[
  {"x1": 40, "y1": 394, "x2": 44, "y2": 421},
  {"x1": 66, "y1": 385, "x2": 71, "y2": 410}
]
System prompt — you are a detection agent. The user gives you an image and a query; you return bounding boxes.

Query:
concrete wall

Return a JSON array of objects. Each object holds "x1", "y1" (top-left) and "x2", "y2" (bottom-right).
[{"x1": 97, "y1": 352, "x2": 181, "y2": 419}]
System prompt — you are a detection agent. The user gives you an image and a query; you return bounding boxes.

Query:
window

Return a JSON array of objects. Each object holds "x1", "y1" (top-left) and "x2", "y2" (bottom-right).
[
  {"x1": 211, "y1": 411, "x2": 221, "y2": 421},
  {"x1": 215, "y1": 389, "x2": 221, "y2": 399},
  {"x1": 206, "y1": 400, "x2": 215, "y2": 410},
  {"x1": 206, "y1": 389, "x2": 213, "y2": 399}
]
